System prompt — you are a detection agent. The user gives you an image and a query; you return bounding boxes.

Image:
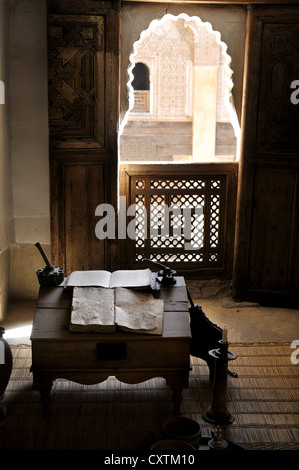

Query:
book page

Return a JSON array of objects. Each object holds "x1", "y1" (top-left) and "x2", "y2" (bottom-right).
[
  {"x1": 69, "y1": 287, "x2": 115, "y2": 332},
  {"x1": 65, "y1": 270, "x2": 111, "y2": 289},
  {"x1": 109, "y1": 268, "x2": 152, "y2": 289},
  {"x1": 115, "y1": 287, "x2": 164, "y2": 335}
]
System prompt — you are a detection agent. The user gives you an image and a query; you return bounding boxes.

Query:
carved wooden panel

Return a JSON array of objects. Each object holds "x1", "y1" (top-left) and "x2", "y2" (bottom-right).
[
  {"x1": 233, "y1": 6, "x2": 299, "y2": 307},
  {"x1": 48, "y1": 2, "x2": 120, "y2": 272},
  {"x1": 248, "y1": 168, "x2": 296, "y2": 293},
  {"x1": 64, "y1": 163, "x2": 106, "y2": 274},
  {"x1": 256, "y1": 23, "x2": 299, "y2": 155},
  {"x1": 120, "y1": 163, "x2": 238, "y2": 278},
  {"x1": 48, "y1": 14, "x2": 105, "y2": 149}
]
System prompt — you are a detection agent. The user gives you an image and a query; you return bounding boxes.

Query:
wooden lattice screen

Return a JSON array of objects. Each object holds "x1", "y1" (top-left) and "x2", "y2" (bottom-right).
[{"x1": 120, "y1": 163, "x2": 238, "y2": 278}]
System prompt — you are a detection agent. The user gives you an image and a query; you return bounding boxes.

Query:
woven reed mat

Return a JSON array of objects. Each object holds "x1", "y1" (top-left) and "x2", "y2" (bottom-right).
[{"x1": 0, "y1": 343, "x2": 298, "y2": 451}]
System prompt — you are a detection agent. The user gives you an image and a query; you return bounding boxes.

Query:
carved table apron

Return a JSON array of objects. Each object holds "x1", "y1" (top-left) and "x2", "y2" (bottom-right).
[{"x1": 30, "y1": 277, "x2": 191, "y2": 414}]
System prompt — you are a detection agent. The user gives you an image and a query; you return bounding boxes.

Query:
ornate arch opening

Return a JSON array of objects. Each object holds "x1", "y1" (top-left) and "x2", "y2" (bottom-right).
[{"x1": 120, "y1": 13, "x2": 240, "y2": 162}]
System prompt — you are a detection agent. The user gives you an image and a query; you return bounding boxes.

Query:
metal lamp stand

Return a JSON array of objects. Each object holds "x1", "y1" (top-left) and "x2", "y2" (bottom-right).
[{"x1": 202, "y1": 339, "x2": 237, "y2": 450}]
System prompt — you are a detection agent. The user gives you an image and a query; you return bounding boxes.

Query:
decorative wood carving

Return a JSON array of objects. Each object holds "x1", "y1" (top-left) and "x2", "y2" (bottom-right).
[
  {"x1": 256, "y1": 23, "x2": 299, "y2": 155},
  {"x1": 120, "y1": 163, "x2": 238, "y2": 278},
  {"x1": 233, "y1": 6, "x2": 299, "y2": 307},
  {"x1": 48, "y1": 1, "x2": 120, "y2": 273},
  {"x1": 48, "y1": 14, "x2": 105, "y2": 149}
]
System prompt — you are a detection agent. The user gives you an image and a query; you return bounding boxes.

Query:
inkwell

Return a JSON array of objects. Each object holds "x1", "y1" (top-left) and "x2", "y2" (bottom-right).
[
  {"x1": 142, "y1": 258, "x2": 176, "y2": 286},
  {"x1": 35, "y1": 242, "x2": 64, "y2": 286}
]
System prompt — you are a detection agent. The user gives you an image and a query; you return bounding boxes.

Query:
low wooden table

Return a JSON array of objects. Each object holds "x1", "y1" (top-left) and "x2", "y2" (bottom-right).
[{"x1": 30, "y1": 276, "x2": 191, "y2": 415}]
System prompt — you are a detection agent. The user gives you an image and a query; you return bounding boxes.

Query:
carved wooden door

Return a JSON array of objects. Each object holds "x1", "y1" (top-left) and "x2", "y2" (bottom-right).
[
  {"x1": 233, "y1": 6, "x2": 299, "y2": 307},
  {"x1": 47, "y1": 1, "x2": 119, "y2": 274}
]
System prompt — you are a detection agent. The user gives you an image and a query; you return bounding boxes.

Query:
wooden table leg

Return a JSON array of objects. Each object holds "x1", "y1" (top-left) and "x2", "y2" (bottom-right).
[
  {"x1": 172, "y1": 388, "x2": 183, "y2": 415},
  {"x1": 166, "y1": 371, "x2": 189, "y2": 415},
  {"x1": 0, "y1": 397, "x2": 6, "y2": 423},
  {"x1": 39, "y1": 383, "x2": 53, "y2": 415},
  {"x1": 32, "y1": 371, "x2": 53, "y2": 415}
]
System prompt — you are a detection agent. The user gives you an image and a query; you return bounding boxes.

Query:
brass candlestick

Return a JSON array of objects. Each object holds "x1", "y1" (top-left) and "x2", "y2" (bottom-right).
[{"x1": 202, "y1": 339, "x2": 237, "y2": 426}]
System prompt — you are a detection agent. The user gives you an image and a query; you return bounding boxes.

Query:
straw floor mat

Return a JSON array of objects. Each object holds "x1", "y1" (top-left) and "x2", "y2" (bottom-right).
[{"x1": 0, "y1": 343, "x2": 298, "y2": 451}]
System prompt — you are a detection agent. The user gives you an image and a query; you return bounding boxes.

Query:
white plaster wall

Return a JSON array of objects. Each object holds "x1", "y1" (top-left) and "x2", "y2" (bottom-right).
[
  {"x1": 6, "y1": 0, "x2": 50, "y2": 300},
  {"x1": 0, "y1": 0, "x2": 14, "y2": 318},
  {"x1": 0, "y1": 0, "x2": 14, "y2": 252},
  {"x1": 9, "y1": 0, "x2": 50, "y2": 246}
]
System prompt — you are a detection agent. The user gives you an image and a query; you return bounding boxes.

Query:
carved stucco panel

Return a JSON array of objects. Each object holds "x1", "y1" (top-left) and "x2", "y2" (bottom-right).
[{"x1": 129, "y1": 15, "x2": 233, "y2": 123}]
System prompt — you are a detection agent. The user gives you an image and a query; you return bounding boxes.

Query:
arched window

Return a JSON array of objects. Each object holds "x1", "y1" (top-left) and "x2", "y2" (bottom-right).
[
  {"x1": 132, "y1": 62, "x2": 150, "y2": 91},
  {"x1": 131, "y1": 62, "x2": 150, "y2": 113},
  {"x1": 120, "y1": 14, "x2": 240, "y2": 162}
]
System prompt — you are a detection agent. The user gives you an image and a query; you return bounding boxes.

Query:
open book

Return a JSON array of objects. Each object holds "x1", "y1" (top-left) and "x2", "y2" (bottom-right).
[
  {"x1": 69, "y1": 286, "x2": 164, "y2": 335},
  {"x1": 65, "y1": 268, "x2": 153, "y2": 290}
]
